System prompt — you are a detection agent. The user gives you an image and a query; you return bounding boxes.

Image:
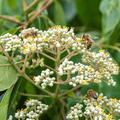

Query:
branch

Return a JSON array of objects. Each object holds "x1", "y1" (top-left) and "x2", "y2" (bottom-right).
[
  {"x1": 60, "y1": 50, "x2": 80, "y2": 63},
  {"x1": 22, "y1": 54, "x2": 28, "y2": 72},
  {"x1": 22, "y1": 0, "x2": 27, "y2": 11},
  {"x1": 60, "y1": 99, "x2": 66, "y2": 120},
  {"x1": 55, "y1": 47, "x2": 61, "y2": 98},
  {"x1": 54, "y1": 81, "x2": 69, "y2": 85},
  {"x1": 26, "y1": 0, "x2": 53, "y2": 27},
  {"x1": 95, "y1": 44, "x2": 120, "y2": 52},
  {"x1": 44, "y1": 64, "x2": 56, "y2": 72},
  {"x1": 19, "y1": 92, "x2": 50, "y2": 98},
  {"x1": 24, "y1": 0, "x2": 39, "y2": 12},
  {"x1": 38, "y1": 51, "x2": 56, "y2": 61},
  {"x1": 0, "y1": 15, "x2": 22, "y2": 24},
  {"x1": 59, "y1": 85, "x2": 81, "y2": 97},
  {"x1": 44, "y1": 48, "x2": 56, "y2": 55}
]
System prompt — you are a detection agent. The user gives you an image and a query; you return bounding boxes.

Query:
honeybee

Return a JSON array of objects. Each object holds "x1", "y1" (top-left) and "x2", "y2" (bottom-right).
[
  {"x1": 24, "y1": 30, "x2": 37, "y2": 38},
  {"x1": 82, "y1": 34, "x2": 93, "y2": 49},
  {"x1": 87, "y1": 89, "x2": 98, "y2": 99}
]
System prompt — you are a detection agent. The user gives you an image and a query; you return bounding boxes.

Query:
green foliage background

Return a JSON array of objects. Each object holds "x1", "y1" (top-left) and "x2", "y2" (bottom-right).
[{"x1": 0, "y1": 0, "x2": 120, "y2": 119}]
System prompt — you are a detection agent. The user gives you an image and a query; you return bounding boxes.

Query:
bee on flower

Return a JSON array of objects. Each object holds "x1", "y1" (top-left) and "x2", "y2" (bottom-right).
[{"x1": 87, "y1": 89, "x2": 98, "y2": 99}]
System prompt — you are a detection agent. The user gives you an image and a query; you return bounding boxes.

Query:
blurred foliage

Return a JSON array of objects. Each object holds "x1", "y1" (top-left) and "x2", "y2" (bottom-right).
[
  {"x1": 0, "y1": 0, "x2": 120, "y2": 119},
  {"x1": 76, "y1": 0, "x2": 101, "y2": 29},
  {"x1": 100, "y1": 0, "x2": 120, "y2": 35}
]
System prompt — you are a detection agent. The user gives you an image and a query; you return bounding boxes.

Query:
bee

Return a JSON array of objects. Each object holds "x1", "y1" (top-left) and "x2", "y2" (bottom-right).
[
  {"x1": 24, "y1": 30, "x2": 37, "y2": 38},
  {"x1": 87, "y1": 89, "x2": 98, "y2": 99},
  {"x1": 82, "y1": 34, "x2": 93, "y2": 49}
]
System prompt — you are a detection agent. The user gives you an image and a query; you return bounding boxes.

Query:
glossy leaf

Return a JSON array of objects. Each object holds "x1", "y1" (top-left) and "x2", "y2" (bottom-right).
[
  {"x1": 8, "y1": 78, "x2": 23, "y2": 116},
  {"x1": 100, "y1": 0, "x2": 120, "y2": 34},
  {"x1": 63, "y1": 0, "x2": 76, "y2": 21},
  {"x1": 0, "y1": 55, "x2": 18, "y2": 91},
  {"x1": 54, "y1": 0, "x2": 66, "y2": 25},
  {"x1": 0, "y1": 87, "x2": 13, "y2": 120},
  {"x1": 76, "y1": 0, "x2": 101, "y2": 28}
]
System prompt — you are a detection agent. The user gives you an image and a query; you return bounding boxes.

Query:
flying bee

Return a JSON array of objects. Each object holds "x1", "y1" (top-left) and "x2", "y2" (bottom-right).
[
  {"x1": 81, "y1": 34, "x2": 94, "y2": 49},
  {"x1": 24, "y1": 30, "x2": 37, "y2": 38},
  {"x1": 87, "y1": 89, "x2": 98, "y2": 99}
]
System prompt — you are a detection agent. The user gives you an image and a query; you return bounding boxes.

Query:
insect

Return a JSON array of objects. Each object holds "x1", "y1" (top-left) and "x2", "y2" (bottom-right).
[
  {"x1": 24, "y1": 30, "x2": 37, "y2": 38},
  {"x1": 87, "y1": 89, "x2": 98, "y2": 99},
  {"x1": 82, "y1": 34, "x2": 93, "y2": 49}
]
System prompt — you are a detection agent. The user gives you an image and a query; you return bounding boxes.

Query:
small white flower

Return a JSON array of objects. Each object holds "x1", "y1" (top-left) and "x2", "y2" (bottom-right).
[
  {"x1": 8, "y1": 115, "x2": 13, "y2": 120},
  {"x1": 34, "y1": 69, "x2": 55, "y2": 89}
]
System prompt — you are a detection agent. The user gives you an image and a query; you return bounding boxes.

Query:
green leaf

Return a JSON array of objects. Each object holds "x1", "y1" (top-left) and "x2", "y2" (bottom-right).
[
  {"x1": 36, "y1": 17, "x2": 50, "y2": 30},
  {"x1": 0, "y1": 0, "x2": 22, "y2": 15},
  {"x1": 0, "y1": 0, "x2": 3, "y2": 14},
  {"x1": 0, "y1": 55, "x2": 18, "y2": 91},
  {"x1": 100, "y1": 0, "x2": 120, "y2": 34},
  {"x1": 25, "y1": 81, "x2": 37, "y2": 95},
  {"x1": 109, "y1": 22, "x2": 120, "y2": 45},
  {"x1": 98, "y1": 76, "x2": 120, "y2": 99},
  {"x1": 67, "y1": 98, "x2": 81, "y2": 109},
  {"x1": 54, "y1": 0, "x2": 66, "y2": 25},
  {"x1": 67, "y1": 92, "x2": 76, "y2": 97},
  {"x1": 76, "y1": 0, "x2": 101, "y2": 28},
  {"x1": 2, "y1": 28, "x2": 19, "y2": 35},
  {"x1": 8, "y1": 78, "x2": 22, "y2": 116},
  {"x1": 0, "y1": 87, "x2": 13, "y2": 120},
  {"x1": 7, "y1": 0, "x2": 17, "y2": 9},
  {"x1": 63, "y1": 0, "x2": 76, "y2": 21}
]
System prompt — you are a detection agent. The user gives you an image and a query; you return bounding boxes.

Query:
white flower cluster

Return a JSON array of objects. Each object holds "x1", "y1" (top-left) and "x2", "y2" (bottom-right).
[
  {"x1": 42, "y1": 26, "x2": 75, "y2": 48},
  {"x1": 34, "y1": 69, "x2": 55, "y2": 89},
  {"x1": 82, "y1": 50, "x2": 119, "y2": 86},
  {"x1": 0, "y1": 33, "x2": 21, "y2": 52},
  {"x1": 97, "y1": 94, "x2": 120, "y2": 115},
  {"x1": 0, "y1": 26, "x2": 88, "y2": 54},
  {"x1": 15, "y1": 99, "x2": 48, "y2": 120},
  {"x1": 67, "y1": 93, "x2": 120, "y2": 120},
  {"x1": 58, "y1": 59, "x2": 103, "y2": 87},
  {"x1": 58, "y1": 58, "x2": 76, "y2": 75},
  {"x1": 70, "y1": 65, "x2": 102, "y2": 86},
  {"x1": 58, "y1": 49, "x2": 119, "y2": 87},
  {"x1": 83, "y1": 99, "x2": 114, "y2": 120},
  {"x1": 72, "y1": 37, "x2": 87, "y2": 52},
  {"x1": 66, "y1": 103, "x2": 83, "y2": 120},
  {"x1": 45, "y1": 26, "x2": 87, "y2": 50},
  {"x1": 19, "y1": 27, "x2": 49, "y2": 54},
  {"x1": 15, "y1": 110, "x2": 26, "y2": 119}
]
